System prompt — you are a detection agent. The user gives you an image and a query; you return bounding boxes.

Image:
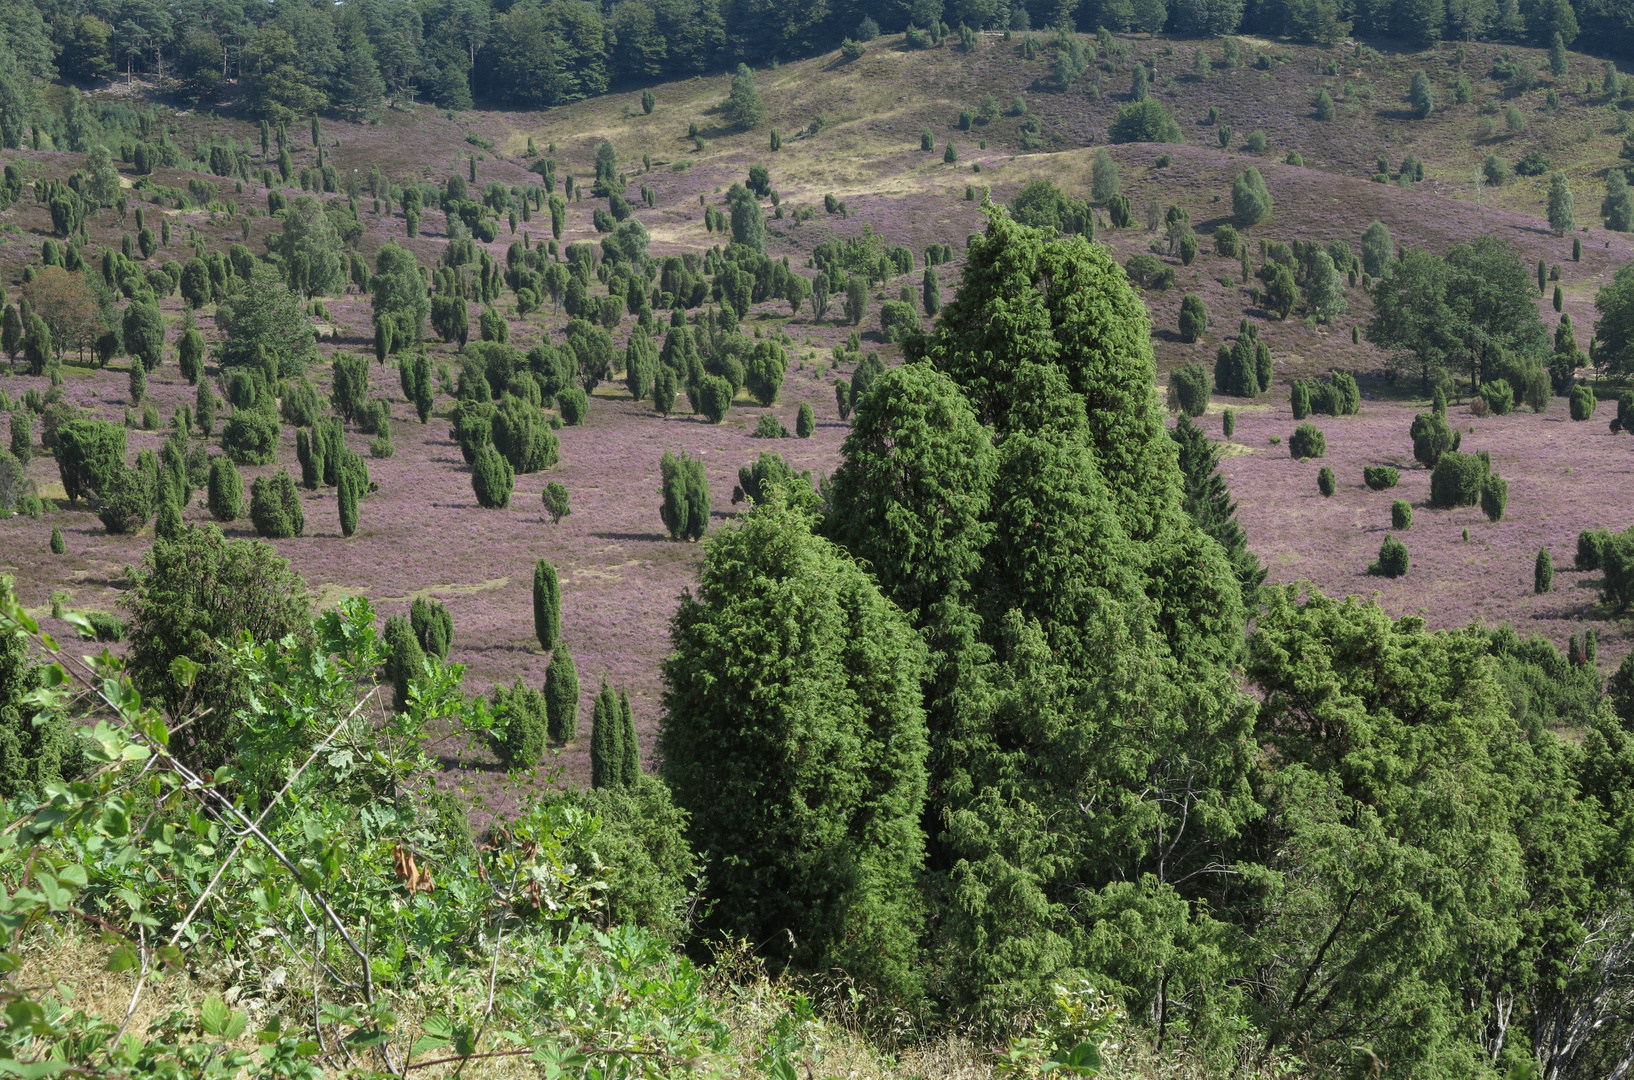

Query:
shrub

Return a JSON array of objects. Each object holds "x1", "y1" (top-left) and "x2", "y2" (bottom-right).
[
  {"x1": 411, "y1": 597, "x2": 453, "y2": 659},
  {"x1": 1167, "y1": 361, "x2": 1210, "y2": 417},
  {"x1": 248, "y1": 470, "x2": 303, "y2": 539},
  {"x1": 879, "y1": 300, "x2": 920, "y2": 343},
  {"x1": 542, "y1": 482, "x2": 571, "y2": 524},
  {"x1": 556, "y1": 387, "x2": 588, "y2": 426},
  {"x1": 1108, "y1": 99, "x2": 1183, "y2": 143},
  {"x1": 1124, "y1": 253, "x2": 1175, "y2": 290},
  {"x1": 1232, "y1": 168, "x2": 1273, "y2": 227},
  {"x1": 1214, "y1": 224, "x2": 1240, "y2": 257},
  {"x1": 1246, "y1": 129, "x2": 1268, "y2": 153},
  {"x1": 49, "y1": 526, "x2": 64, "y2": 554},
  {"x1": 221, "y1": 408, "x2": 280, "y2": 465},
  {"x1": 1289, "y1": 422, "x2": 1325, "y2": 459},
  {"x1": 1178, "y1": 294, "x2": 1207, "y2": 343},
  {"x1": 1535, "y1": 546, "x2": 1553, "y2": 594},
  {"x1": 471, "y1": 445, "x2": 515, "y2": 508},
  {"x1": 1603, "y1": 531, "x2": 1634, "y2": 611},
  {"x1": 1429, "y1": 451, "x2": 1488, "y2": 508},
  {"x1": 1317, "y1": 466, "x2": 1335, "y2": 497},
  {"x1": 1370, "y1": 534, "x2": 1410, "y2": 577},
  {"x1": 1223, "y1": 409, "x2": 1235, "y2": 438},
  {"x1": 1570, "y1": 384, "x2": 1596, "y2": 420},
  {"x1": 545, "y1": 642, "x2": 580, "y2": 742},
  {"x1": 1578, "y1": 528, "x2": 1611, "y2": 571},
  {"x1": 1364, "y1": 466, "x2": 1399, "y2": 491},
  {"x1": 533, "y1": 560, "x2": 561, "y2": 650},
  {"x1": 795, "y1": 402, "x2": 815, "y2": 438},
  {"x1": 697, "y1": 375, "x2": 733, "y2": 423},
  {"x1": 1480, "y1": 473, "x2": 1508, "y2": 521},
  {"x1": 1291, "y1": 380, "x2": 1310, "y2": 419},
  {"x1": 660, "y1": 450, "x2": 709, "y2": 541},
  {"x1": 755, "y1": 414, "x2": 787, "y2": 438},
  {"x1": 742, "y1": 341, "x2": 786, "y2": 406},
  {"x1": 1410, "y1": 411, "x2": 1455, "y2": 468},
  {"x1": 491, "y1": 679, "x2": 549, "y2": 769},
  {"x1": 337, "y1": 473, "x2": 359, "y2": 537},
  {"x1": 1479, "y1": 380, "x2": 1514, "y2": 415},
  {"x1": 206, "y1": 456, "x2": 242, "y2": 521},
  {"x1": 1392, "y1": 499, "x2": 1412, "y2": 530}
]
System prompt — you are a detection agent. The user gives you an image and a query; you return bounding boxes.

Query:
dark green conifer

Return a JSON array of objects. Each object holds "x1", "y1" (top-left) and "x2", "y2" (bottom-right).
[
  {"x1": 383, "y1": 614, "x2": 424, "y2": 713},
  {"x1": 618, "y1": 688, "x2": 638, "y2": 782},
  {"x1": 338, "y1": 473, "x2": 359, "y2": 537},
  {"x1": 49, "y1": 527, "x2": 64, "y2": 554},
  {"x1": 206, "y1": 456, "x2": 241, "y2": 522},
  {"x1": 590, "y1": 680, "x2": 622, "y2": 788},
  {"x1": 411, "y1": 597, "x2": 452, "y2": 659},
  {"x1": 545, "y1": 642, "x2": 580, "y2": 743},
  {"x1": 1535, "y1": 546, "x2": 1553, "y2": 594},
  {"x1": 533, "y1": 559, "x2": 561, "y2": 650}
]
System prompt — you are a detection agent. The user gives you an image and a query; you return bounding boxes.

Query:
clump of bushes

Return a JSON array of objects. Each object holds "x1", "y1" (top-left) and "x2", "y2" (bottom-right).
[
  {"x1": 1370, "y1": 534, "x2": 1410, "y2": 578},
  {"x1": 1391, "y1": 499, "x2": 1412, "y2": 530},
  {"x1": 1167, "y1": 361, "x2": 1210, "y2": 417},
  {"x1": 1429, "y1": 450, "x2": 1488, "y2": 508},
  {"x1": 249, "y1": 470, "x2": 304, "y2": 539},
  {"x1": 1289, "y1": 422, "x2": 1325, "y2": 459},
  {"x1": 1363, "y1": 466, "x2": 1399, "y2": 491}
]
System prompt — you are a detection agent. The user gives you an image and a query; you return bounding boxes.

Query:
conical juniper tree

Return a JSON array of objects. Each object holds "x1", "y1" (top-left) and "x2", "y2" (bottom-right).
[
  {"x1": 533, "y1": 559, "x2": 561, "y2": 650},
  {"x1": 590, "y1": 680, "x2": 623, "y2": 788},
  {"x1": 660, "y1": 494, "x2": 929, "y2": 1002}
]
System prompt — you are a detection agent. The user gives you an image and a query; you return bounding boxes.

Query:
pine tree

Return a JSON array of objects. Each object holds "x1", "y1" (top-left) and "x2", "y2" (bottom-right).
[
  {"x1": 533, "y1": 559, "x2": 560, "y2": 650},
  {"x1": 411, "y1": 597, "x2": 452, "y2": 659},
  {"x1": 338, "y1": 473, "x2": 358, "y2": 537},
  {"x1": 1409, "y1": 69, "x2": 1434, "y2": 118},
  {"x1": 1548, "y1": 172, "x2": 1576, "y2": 237},
  {"x1": 545, "y1": 642, "x2": 580, "y2": 743},
  {"x1": 1171, "y1": 413, "x2": 1266, "y2": 606},
  {"x1": 206, "y1": 456, "x2": 241, "y2": 522},
  {"x1": 334, "y1": 17, "x2": 385, "y2": 117},
  {"x1": 382, "y1": 614, "x2": 424, "y2": 713},
  {"x1": 590, "y1": 681, "x2": 622, "y2": 788},
  {"x1": 618, "y1": 688, "x2": 638, "y2": 782}
]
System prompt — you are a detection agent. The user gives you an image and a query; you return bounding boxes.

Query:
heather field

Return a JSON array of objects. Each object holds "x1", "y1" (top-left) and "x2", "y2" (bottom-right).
[{"x1": 5, "y1": 28, "x2": 1634, "y2": 803}]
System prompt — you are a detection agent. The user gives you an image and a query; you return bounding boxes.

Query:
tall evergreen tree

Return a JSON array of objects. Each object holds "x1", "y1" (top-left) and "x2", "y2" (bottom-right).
[
  {"x1": 590, "y1": 680, "x2": 623, "y2": 788},
  {"x1": 545, "y1": 642, "x2": 579, "y2": 743},
  {"x1": 661, "y1": 495, "x2": 929, "y2": 1000},
  {"x1": 1170, "y1": 413, "x2": 1266, "y2": 607},
  {"x1": 532, "y1": 558, "x2": 560, "y2": 650},
  {"x1": 618, "y1": 688, "x2": 638, "y2": 782}
]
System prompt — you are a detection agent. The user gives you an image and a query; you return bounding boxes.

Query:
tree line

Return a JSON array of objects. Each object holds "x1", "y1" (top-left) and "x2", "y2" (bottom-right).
[{"x1": 1, "y1": 0, "x2": 1627, "y2": 129}]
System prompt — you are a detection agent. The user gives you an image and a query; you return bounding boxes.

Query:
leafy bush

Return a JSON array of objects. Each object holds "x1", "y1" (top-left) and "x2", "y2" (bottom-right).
[
  {"x1": 556, "y1": 387, "x2": 589, "y2": 426},
  {"x1": 1178, "y1": 293, "x2": 1207, "y2": 343},
  {"x1": 697, "y1": 375, "x2": 733, "y2": 423},
  {"x1": 1124, "y1": 253, "x2": 1175, "y2": 290},
  {"x1": 1481, "y1": 473, "x2": 1508, "y2": 521},
  {"x1": 221, "y1": 407, "x2": 279, "y2": 465},
  {"x1": 471, "y1": 445, "x2": 515, "y2": 508},
  {"x1": 1370, "y1": 534, "x2": 1410, "y2": 577},
  {"x1": 1410, "y1": 411, "x2": 1455, "y2": 468},
  {"x1": 1535, "y1": 546, "x2": 1553, "y2": 594},
  {"x1": 1289, "y1": 422, "x2": 1326, "y2": 459},
  {"x1": 1479, "y1": 379, "x2": 1514, "y2": 415},
  {"x1": 1167, "y1": 361, "x2": 1210, "y2": 416},
  {"x1": 1570, "y1": 384, "x2": 1596, "y2": 421},
  {"x1": 491, "y1": 679, "x2": 549, "y2": 768},
  {"x1": 1364, "y1": 466, "x2": 1399, "y2": 491},
  {"x1": 1429, "y1": 450, "x2": 1488, "y2": 508},
  {"x1": 660, "y1": 449, "x2": 709, "y2": 541},
  {"x1": 249, "y1": 470, "x2": 303, "y2": 538},
  {"x1": 206, "y1": 456, "x2": 241, "y2": 521},
  {"x1": 1317, "y1": 466, "x2": 1336, "y2": 496},
  {"x1": 1392, "y1": 499, "x2": 1412, "y2": 530},
  {"x1": 1575, "y1": 531, "x2": 1612, "y2": 577},
  {"x1": 879, "y1": 300, "x2": 921, "y2": 343},
  {"x1": 1108, "y1": 99, "x2": 1183, "y2": 143}
]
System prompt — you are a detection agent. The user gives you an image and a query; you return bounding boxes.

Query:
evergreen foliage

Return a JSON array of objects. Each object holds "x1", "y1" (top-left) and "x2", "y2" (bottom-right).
[
  {"x1": 533, "y1": 559, "x2": 561, "y2": 651},
  {"x1": 659, "y1": 450, "x2": 709, "y2": 541},
  {"x1": 1231, "y1": 167, "x2": 1273, "y2": 227},
  {"x1": 1178, "y1": 293, "x2": 1207, "y2": 343},
  {"x1": 249, "y1": 470, "x2": 304, "y2": 538},
  {"x1": 1535, "y1": 546, "x2": 1554, "y2": 593},
  {"x1": 490, "y1": 678, "x2": 549, "y2": 769},
  {"x1": 206, "y1": 456, "x2": 242, "y2": 521},
  {"x1": 661, "y1": 495, "x2": 928, "y2": 999},
  {"x1": 1288, "y1": 422, "x2": 1325, "y2": 458},
  {"x1": 1363, "y1": 466, "x2": 1400, "y2": 490},
  {"x1": 1317, "y1": 465, "x2": 1336, "y2": 496},
  {"x1": 1392, "y1": 499, "x2": 1412, "y2": 529},
  {"x1": 1430, "y1": 450, "x2": 1489, "y2": 507},
  {"x1": 545, "y1": 642, "x2": 580, "y2": 743},
  {"x1": 0, "y1": 577, "x2": 83, "y2": 798},
  {"x1": 471, "y1": 445, "x2": 515, "y2": 508},
  {"x1": 337, "y1": 472, "x2": 359, "y2": 537},
  {"x1": 411, "y1": 597, "x2": 453, "y2": 660},
  {"x1": 591, "y1": 681, "x2": 623, "y2": 788},
  {"x1": 1369, "y1": 533, "x2": 1410, "y2": 576},
  {"x1": 1167, "y1": 360, "x2": 1210, "y2": 416},
  {"x1": 382, "y1": 614, "x2": 424, "y2": 714}
]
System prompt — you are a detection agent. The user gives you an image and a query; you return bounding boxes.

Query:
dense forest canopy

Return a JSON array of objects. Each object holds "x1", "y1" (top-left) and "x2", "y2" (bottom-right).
[{"x1": 0, "y1": 0, "x2": 1630, "y2": 121}]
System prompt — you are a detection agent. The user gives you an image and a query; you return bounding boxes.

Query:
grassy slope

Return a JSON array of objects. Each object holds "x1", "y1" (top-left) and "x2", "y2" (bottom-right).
[{"x1": 3, "y1": 30, "x2": 1634, "y2": 808}]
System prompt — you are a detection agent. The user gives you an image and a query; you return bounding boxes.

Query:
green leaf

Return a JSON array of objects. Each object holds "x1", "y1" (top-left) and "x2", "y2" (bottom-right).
[
  {"x1": 223, "y1": 1010, "x2": 248, "y2": 1040},
  {"x1": 107, "y1": 943, "x2": 140, "y2": 973},
  {"x1": 409, "y1": 1034, "x2": 450, "y2": 1057},
  {"x1": 0, "y1": 1061, "x2": 76, "y2": 1078},
  {"x1": 61, "y1": 611, "x2": 95, "y2": 639},
  {"x1": 168, "y1": 655, "x2": 202, "y2": 689},
  {"x1": 201, "y1": 996, "x2": 231, "y2": 1036}
]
